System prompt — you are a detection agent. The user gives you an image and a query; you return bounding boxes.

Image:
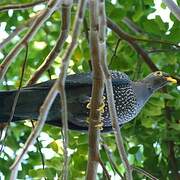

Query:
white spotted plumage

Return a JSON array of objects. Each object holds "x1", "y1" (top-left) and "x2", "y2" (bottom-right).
[{"x1": 101, "y1": 72, "x2": 138, "y2": 127}]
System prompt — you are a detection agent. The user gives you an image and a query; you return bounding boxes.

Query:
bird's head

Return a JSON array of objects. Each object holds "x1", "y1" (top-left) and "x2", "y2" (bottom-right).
[{"x1": 143, "y1": 71, "x2": 177, "y2": 92}]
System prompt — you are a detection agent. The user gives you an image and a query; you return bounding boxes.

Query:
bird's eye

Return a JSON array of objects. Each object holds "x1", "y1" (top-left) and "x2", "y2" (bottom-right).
[{"x1": 155, "y1": 71, "x2": 163, "y2": 76}]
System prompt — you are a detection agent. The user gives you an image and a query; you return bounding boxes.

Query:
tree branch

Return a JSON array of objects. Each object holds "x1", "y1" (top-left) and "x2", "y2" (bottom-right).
[
  {"x1": 99, "y1": 1, "x2": 132, "y2": 179},
  {"x1": 122, "y1": 17, "x2": 143, "y2": 34},
  {"x1": 162, "y1": 0, "x2": 180, "y2": 21},
  {"x1": 164, "y1": 97, "x2": 180, "y2": 180},
  {"x1": 0, "y1": 15, "x2": 38, "y2": 50},
  {"x1": 147, "y1": 48, "x2": 180, "y2": 53},
  {"x1": 106, "y1": 19, "x2": 180, "y2": 85},
  {"x1": 0, "y1": 0, "x2": 62, "y2": 81},
  {"x1": 101, "y1": 140, "x2": 125, "y2": 179},
  {"x1": 98, "y1": 157, "x2": 111, "y2": 180},
  {"x1": 106, "y1": 18, "x2": 158, "y2": 72},
  {"x1": 132, "y1": 166, "x2": 158, "y2": 180},
  {"x1": 10, "y1": 80, "x2": 59, "y2": 180},
  {"x1": 0, "y1": 0, "x2": 48, "y2": 12},
  {"x1": 27, "y1": 1, "x2": 72, "y2": 85},
  {"x1": 86, "y1": 1, "x2": 105, "y2": 179},
  {"x1": 0, "y1": 44, "x2": 28, "y2": 154},
  {"x1": 57, "y1": 0, "x2": 87, "y2": 179},
  {"x1": 9, "y1": 0, "x2": 87, "y2": 179}
]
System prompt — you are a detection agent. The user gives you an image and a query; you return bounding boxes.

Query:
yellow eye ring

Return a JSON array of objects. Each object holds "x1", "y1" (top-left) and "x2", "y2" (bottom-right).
[{"x1": 155, "y1": 71, "x2": 163, "y2": 76}]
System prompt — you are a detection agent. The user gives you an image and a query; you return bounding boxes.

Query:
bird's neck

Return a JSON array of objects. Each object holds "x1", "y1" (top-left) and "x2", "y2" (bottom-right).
[{"x1": 132, "y1": 81, "x2": 154, "y2": 109}]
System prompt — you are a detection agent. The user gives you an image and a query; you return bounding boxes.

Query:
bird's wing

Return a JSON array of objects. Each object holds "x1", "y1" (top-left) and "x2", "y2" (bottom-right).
[
  {"x1": 23, "y1": 73, "x2": 92, "y2": 91},
  {"x1": 24, "y1": 71, "x2": 131, "y2": 90}
]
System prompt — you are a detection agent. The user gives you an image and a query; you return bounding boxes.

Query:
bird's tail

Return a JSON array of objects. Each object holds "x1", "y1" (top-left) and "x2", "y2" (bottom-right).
[{"x1": 0, "y1": 90, "x2": 17, "y2": 123}]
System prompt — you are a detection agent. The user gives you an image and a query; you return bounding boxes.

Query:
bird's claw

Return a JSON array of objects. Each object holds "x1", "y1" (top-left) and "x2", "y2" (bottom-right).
[
  {"x1": 86, "y1": 117, "x2": 90, "y2": 124},
  {"x1": 86, "y1": 96, "x2": 106, "y2": 112},
  {"x1": 97, "y1": 102, "x2": 105, "y2": 113},
  {"x1": 94, "y1": 121, "x2": 104, "y2": 130},
  {"x1": 86, "y1": 96, "x2": 105, "y2": 130},
  {"x1": 86, "y1": 97, "x2": 91, "y2": 109},
  {"x1": 86, "y1": 118, "x2": 104, "y2": 130}
]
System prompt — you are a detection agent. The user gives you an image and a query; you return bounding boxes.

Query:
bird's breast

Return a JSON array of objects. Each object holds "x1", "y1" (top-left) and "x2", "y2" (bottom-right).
[{"x1": 102, "y1": 84, "x2": 138, "y2": 127}]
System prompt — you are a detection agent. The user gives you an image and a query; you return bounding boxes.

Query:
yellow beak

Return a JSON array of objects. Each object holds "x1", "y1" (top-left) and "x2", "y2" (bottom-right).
[{"x1": 166, "y1": 77, "x2": 177, "y2": 84}]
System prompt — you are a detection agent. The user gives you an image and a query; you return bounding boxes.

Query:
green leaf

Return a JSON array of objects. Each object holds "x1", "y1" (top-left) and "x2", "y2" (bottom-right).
[
  {"x1": 141, "y1": 118, "x2": 153, "y2": 128},
  {"x1": 160, "y1": 2, "x2": 166, "y2": 9},
  {"x1": 128, "y1": 146, "x2": 140, "y2": 154},
  {"x1": 169, "y1": 123, "x2": 180, "y2": 131}
]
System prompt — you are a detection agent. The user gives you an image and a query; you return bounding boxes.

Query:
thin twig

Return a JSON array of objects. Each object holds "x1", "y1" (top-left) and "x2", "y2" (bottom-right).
[
  {"x1": 0, "y1": 0, "x2": 48, "y2": 12},
  {"x1": 164, "y1": 96, "x2": 180, "y2": 180},
  {"x1": 108, "y1": 19, "x2": 180, "y2": 48},
  {"x1": 0, "y1": 15, "x2": 37, "y2": 50},
  {"x1": 106, "y1": 18, "x2": 180, "y2": 85},
  {"x1": 101, "y1": 140, "x2": 125, "y2": 179},
  {"x1": 31, "y1": 120, "x2": 46, "y2": 172},
  {"x1": 162, "y1": 0, "x2": 180, "y2": 21},
  {"x1": 107, "y1": 17, "x2": 159, "y2": 72},
  {"x1": 99, "y1": 1, "x2": 133, "y2": 179},
  {"x1": 8, "y1": 0, "x2": 63, "y2": 179},
  {"x1": 0, "y1": 43, "x2": 28, "y2": 154},
  {"x1": 86, "y1": 1, "x2": 105, "y2": 179},
  {"x1": 0, "y1": 0, "x2": 62, "y2": 81},
  {"x1": 109, "y1": 38, "x2": 121, "y2": 67},
  {"x1": 98, "y1": 157, "x2": 111, "y2": 180},
  {"x1": 27, "y1": 2, "x2": 72, "y2": 85},
  {"x1": 147, "y1": 48, "x2": 180, "y2": 53},
  {"x1": 57, "y1": 0, "x2": 87, "y2": 179},
  {"x1": 83, "y1": 18, "x2": 92, "y2": 71},
  {"x1": 131, "y1": 37, "x2": 180, "y2": 47},
  {"x1": 10, "y1": 82, "x2": 59, "y2": 180},
  {"x1": 122, "y1": 17, "x2": 143, "y2": 34},
  {"x1": 9, "y1": 0, "x2": 87, "y2": 179},
  {"x1": 132, "y1": 166, "x2": 159, "y2": 180}
]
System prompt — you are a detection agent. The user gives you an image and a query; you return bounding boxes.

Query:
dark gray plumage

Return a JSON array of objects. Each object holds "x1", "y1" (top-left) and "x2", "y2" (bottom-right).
[{"x1": 0, "y1": 71, "x2": 176, "y2": 132}]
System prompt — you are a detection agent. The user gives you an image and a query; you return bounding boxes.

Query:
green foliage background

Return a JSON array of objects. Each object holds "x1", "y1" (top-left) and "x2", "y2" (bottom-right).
[{"x1": 0, "y1": 0, "x2": 180, "y2": 179}]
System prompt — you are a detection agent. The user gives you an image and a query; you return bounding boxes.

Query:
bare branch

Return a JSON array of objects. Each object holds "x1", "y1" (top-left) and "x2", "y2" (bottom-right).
[
  {"x1": 9, "y1": 0, "x2": 87, "y2": 179},
  {"x1": 147, "y1": 48, "x2": 180, "y2": 53},
  {"x1": 131, "y1": 37, "x2": 180, "y2": 48},
  {"x1": 57, "y1": 0, "x2": 87, "y2": 179},
  {"x1": 109, "y1": 39, "x2": 121, "y2": 67},
  {"x1": 107, "y1": 18, "x2": 159, "y2": 72},
  {"x1": 27, "y1": 2, "x2": 72, "y2": 85},
  {"x1": 162, "y1": 0, "x2": 180, "y2": 21},
  {"x1": 101, "y1": 140, "x2": 125, "y2": 179},
  {"x1": 86, "y1": 1, "x2": 105, "y2": 179},
  {"x1": 164, "y1": 97, "x2": 180, "y2": 180},
  {"x1": 0, "y1": 16, "x2": 37, "y2": 50},
  {"x1": 132, "y1": 166, "x2": 159, "y2": 180},
  {"x1": 0, "y1": 0, "x2": 48, "y2": 12},
  {"x1": 98, "y1": 157, "x2": 111, "y2": 180},
  {"x1": 122, "y1": 17, "x2": 143, "y2": 34},
  {"x1": 10, "y1": 83, "x2": 59, "y2": 180},
  {"x1": 99, "y1": 1, "x2": 133, "y2": 180},
  {"x1": 106, "y1": 18, "x2": 180, "y2": 86},
  {"x1": 0, "y1": 44, "x2": 28, "y2": 155},
  {"x1": 0, "y1": 0, "x2": 62, "y2": 81}
]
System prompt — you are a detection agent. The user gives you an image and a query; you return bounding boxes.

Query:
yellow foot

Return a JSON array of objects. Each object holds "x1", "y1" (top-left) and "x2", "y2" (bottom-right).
[
  {"x1": 86, "y1": 117, "x2": 90, "y2": 124},
  {"x1": 86, "y1": 96, "x2": 106, "y2": 112},
  {"x1": 97, "y1": 102, "x2": 105, "y2": 113},
  {"x1": 86, "y1": 98, "x2": 91, "y2": 109},
  {"x1": 95, "y1": 121, "x2": 104, "y2": 130}
]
